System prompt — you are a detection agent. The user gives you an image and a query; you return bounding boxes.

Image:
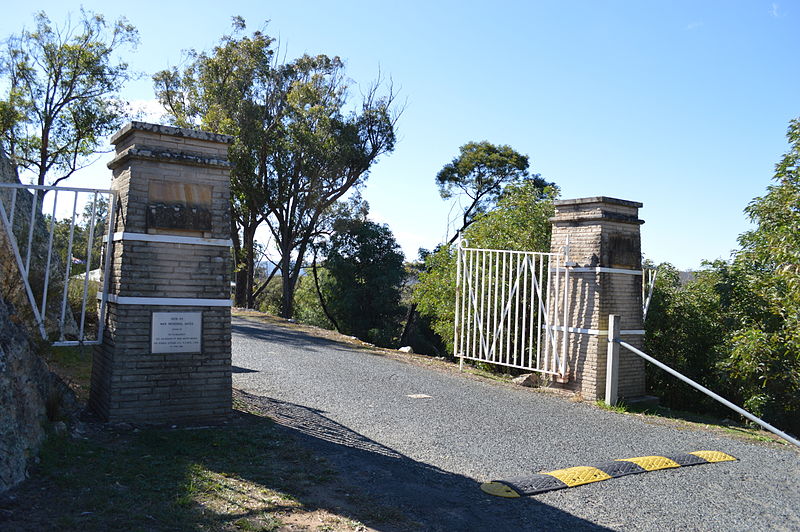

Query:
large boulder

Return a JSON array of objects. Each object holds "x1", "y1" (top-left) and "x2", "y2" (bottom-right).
[{"x1": 0, "y1": 297, "x2": 49, "y2": 493}]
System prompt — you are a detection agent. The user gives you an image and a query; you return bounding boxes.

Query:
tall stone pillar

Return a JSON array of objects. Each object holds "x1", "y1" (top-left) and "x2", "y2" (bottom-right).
[
  {"x1": 90, "y1": 122, "x2": 233, "y2": 423},
  {"x1": 548, "y1": 197, "x2": 646, "y2": 401}
]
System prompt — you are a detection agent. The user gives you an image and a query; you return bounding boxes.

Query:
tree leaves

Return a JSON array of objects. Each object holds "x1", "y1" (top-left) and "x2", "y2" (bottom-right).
[{"x1": 1, "y1": 9, "x2": 138, "y2": 186}]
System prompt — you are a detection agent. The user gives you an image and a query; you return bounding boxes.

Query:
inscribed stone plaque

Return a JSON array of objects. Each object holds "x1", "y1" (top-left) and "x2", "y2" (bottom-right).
[
  {"x1": 151, "y1": 312, "x2": 202, "y2": 353},
  {"x1": 147, "y1": 181, "x2": 212, "y2": 231}
]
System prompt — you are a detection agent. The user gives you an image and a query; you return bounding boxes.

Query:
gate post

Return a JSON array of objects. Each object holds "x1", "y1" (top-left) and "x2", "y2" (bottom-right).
[
  {"x1": 90, "y1": 122, "x2": 233, "y2": 423},
  {"x1": 548, "y1": 197, "x2": 646, "y2": 401}
]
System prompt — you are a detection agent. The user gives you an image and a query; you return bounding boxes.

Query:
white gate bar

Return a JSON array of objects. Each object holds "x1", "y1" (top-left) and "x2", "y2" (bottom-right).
[
  {"x1": 94, "y1": 191, "x2": 116, "y2": 345},
  {"x1": 0, "y1": 189, "x2": 47, "y2": 339},
  {"x1": 513, "y1": 254, "x2": 521, "y2": 366},
  {"x1": 536, "y1": 255, "x2": 544, "y2": 369},
  {"x1": 39, "y1": 190, "x2": 58, "y2": 321},
  {"x1": 561, "y1": 261, "x2": 569, "y2": 376},
  {"x1": 24, "y1": 188, "x2": 38, "y2": 275},
  {"x1": 453, "y1": 244, "x2": 462, "y2": 363},
  {"x1": 58, "y1": 193, "x2": 79, "y2": 341},
  {"x1": 617, "y1": 338, "x2": 800, "y2": 449},
  {"x1": 77, "y1": 192, "x2": 99, "y2": 340}
]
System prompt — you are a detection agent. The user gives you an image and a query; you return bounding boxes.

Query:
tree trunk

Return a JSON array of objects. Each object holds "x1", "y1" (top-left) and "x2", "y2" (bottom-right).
[
  {"x1": 399, "y1": 302, "x2": 417, "y2": 347},
  {"x1": 244, "y1": 225, "x2": 256, "y2": 308},
  {"x1": 311, "y1": 248, "x2": 341, "y2": 333},
  {"x1": 280, "y1": 242, "x2": 294, "y2": 318},
  {"x1": 231, "y1": 218, "x2": 247, "y2": 308}
]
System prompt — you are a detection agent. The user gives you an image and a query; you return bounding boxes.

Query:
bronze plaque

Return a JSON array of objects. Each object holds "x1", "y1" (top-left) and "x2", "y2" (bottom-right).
[{"x1": 147, "y1": 181, "x2": 212, "y2": 232}]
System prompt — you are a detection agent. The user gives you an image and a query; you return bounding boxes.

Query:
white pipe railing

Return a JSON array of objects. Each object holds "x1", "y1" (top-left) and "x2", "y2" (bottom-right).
[
  {"x1": 0, "y1": 183, "x2": 115, "y2": 346},
  {"x1": 606, "y1": 317, "x2": 799, "y2": 448}
]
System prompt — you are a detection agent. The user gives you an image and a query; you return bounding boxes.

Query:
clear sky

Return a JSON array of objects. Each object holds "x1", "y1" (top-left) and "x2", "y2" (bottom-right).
[{"x1": 2, "y1": 1, "x2": 798, "y2": 269}]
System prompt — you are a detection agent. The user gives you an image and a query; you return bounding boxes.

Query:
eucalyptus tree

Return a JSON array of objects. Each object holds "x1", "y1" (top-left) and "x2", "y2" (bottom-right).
[
  {"x1": 0, "y1": 10, "x2": 138, "y2": 186},
  {"x1": 154, "y1": 18, "x2": 399, "y2": 314},
  {"x1": 436, "y1": 141, "x2": 549, "y2": 244}
]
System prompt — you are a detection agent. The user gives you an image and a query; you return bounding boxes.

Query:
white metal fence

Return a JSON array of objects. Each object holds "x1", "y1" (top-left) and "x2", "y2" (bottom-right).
[
  {"x1": 0, "y1": 183, "x2": 116, "y2": 346},
  {"x1": 453, "y1": 243, "x2": 569, "y2": 376}
]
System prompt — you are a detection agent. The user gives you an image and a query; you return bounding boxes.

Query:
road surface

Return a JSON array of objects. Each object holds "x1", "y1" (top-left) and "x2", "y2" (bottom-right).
[{"x1": 232, "y1": 316, "x2": 800, "y2": 531}]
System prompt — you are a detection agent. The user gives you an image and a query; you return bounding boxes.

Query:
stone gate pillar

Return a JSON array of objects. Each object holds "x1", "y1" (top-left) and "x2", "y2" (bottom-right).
[
  {"x1": 548, "y1": 197, "x2": 646, "y2": 401},
  {"x1": 90, "y1": 122, "x2": 233, "y2": 423}
]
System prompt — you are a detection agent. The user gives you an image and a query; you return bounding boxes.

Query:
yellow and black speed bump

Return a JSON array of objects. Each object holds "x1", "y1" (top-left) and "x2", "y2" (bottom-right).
[{"x1": 481, "y1": 451, "x2": 736, "y2": 498}]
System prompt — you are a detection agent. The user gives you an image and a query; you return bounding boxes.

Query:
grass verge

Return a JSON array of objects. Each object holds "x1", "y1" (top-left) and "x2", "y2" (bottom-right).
[{"x1": 0, "y1": 402, "x2": 377, "y2": 531}]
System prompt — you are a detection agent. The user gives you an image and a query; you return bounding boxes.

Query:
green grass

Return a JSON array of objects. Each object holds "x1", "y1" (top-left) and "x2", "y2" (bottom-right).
[
  {"x1": 0, "y1": 410, "x2": 369, "y2": 531},
  {"x1": 594, "y1": 400, "x2": 630, "y2": 413},
  {"x1": 44, "y1": 344, "x2": 94, "y2": 402}
]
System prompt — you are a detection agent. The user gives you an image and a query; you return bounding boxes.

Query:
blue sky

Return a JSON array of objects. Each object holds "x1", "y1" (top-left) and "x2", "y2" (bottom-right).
[{"x1": 2, "y1": 1, "x2": 798, "y2": 269}]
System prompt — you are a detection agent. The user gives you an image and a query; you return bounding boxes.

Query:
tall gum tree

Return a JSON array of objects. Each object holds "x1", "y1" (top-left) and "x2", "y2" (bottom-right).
[{"x1": 153, "y1": 19, "x2": 399, "y2": 314}]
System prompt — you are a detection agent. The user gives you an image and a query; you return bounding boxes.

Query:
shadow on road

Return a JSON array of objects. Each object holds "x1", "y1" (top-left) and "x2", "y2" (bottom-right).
[
  {"x1": 237, "y1": 389, "x2": 609, "y2": 531},
  {"x1": 231, "y1": 365, "x2": 259, "y2": 373}
]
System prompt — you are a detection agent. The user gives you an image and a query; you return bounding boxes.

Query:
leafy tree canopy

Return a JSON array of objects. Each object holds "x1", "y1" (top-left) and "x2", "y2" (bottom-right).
[
  {"x1": 154, "y1": 18, "x2": 399, "y2": 316},
  {"x1": 645, "y1": 117, "x2": 800, "y2": 433},
  {"x1": 436, "y1": 141, "x2": 551, "y2": 244},
  {"x1": 1, "y1": 10, "x2": 138, "y2": 186},
  {"x1": 320, "y1": 216, "x2": 406, "y2": 346}
]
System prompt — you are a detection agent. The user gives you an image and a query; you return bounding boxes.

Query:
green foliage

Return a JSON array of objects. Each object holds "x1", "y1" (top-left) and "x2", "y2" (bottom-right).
[
  {"x1": 154, "y1": 19, "x2": 399, "y2": 315},
  {"x1": 464, "y1": 180, "x2": 556, "y2": 251},
  {"x1": 292, "y1": 272, "x2": 335, "y2": 330},
  {"x1": 1, "y1": 10, "x2": 138, "y2": 186},
  {"x1": 413, "y1": 245, "x2": 458, "y2": 353},
  {"x1": 414, "y1": 180, "x2": 558, "y2": 354},
  {"x1": 644, "y1": 263, "x2": 730, "y2": 414},
  {"x1": 321, "y1": 218, "x2": 406, "y2": 347},
  {"x1": 436, "y1": 141, "x2": 552, "y2": 243},
  {"x1": 723, "y1": 117, "x2": 800, "y2": 431},
  {"x1": 645, "y1": 118, "x2": 800, "y2": 433}
]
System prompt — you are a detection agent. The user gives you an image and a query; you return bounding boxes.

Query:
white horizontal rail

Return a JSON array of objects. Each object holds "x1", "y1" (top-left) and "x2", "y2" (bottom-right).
[
  {"x1": 107, "y1": 231, "x2": 232, "y2": 247},
  {"x1": 101, "y1": 293, "x2": 232, "y2": 306},
  {"x1": 545, "y1": 325, "x2": 645, "y2": 336},
  {"x1": 461, "y1": 246, "x2": 561, "y2": 257},
  {"x1": 618, "y1": 340, "x2": 800, "y2": 449}
]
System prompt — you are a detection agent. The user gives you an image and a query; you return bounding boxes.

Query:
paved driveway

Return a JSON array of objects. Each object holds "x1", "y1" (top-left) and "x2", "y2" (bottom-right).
[{"x1": 232, "y1": 316, "x2": 800, "y2": 531}]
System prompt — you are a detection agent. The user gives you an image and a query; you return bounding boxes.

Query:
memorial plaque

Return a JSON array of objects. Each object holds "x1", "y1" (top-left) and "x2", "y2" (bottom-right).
[
  {"x1": 147, "y1": 181, "x2": 213, "y2": 231},
  {"x1": 151, "y1": 312, "x2": 202, "y2": 353}
]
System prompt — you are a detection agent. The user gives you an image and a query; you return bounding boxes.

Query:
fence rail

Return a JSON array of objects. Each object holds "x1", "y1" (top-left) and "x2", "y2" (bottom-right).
[
  {"x1": 604, "y1": 314, "x2": 800, "y2": 448},
  {"x1": 0, "y1": 183, "x2": 116, "y2": 346}
]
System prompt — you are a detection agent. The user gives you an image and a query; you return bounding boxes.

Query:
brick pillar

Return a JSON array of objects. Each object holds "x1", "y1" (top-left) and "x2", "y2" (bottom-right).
[
  {"x1": 90, "y1": 122, "x2": 233, "y2": 423},
  {"x1": 548, "y1": 197, "x2": 646, "y2": 401}
]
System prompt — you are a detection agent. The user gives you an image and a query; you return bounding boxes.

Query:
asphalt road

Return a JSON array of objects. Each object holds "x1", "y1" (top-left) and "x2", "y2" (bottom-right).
[{"x1": 232, "y1": 316, "x2": 800, "y2": 531}]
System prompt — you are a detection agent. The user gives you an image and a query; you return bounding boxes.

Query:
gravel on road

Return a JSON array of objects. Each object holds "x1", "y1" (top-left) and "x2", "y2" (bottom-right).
[{"x1": 232, "y1": 315, "x2": 800, "y2": 531}]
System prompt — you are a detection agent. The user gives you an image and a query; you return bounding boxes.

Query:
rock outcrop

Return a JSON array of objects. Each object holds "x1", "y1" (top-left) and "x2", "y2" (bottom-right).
[
  {"x1": 0, "y1": 148, "x2": 79, "y2": 494},
  {"x1": 0, "y1": 296, "x2": 50, "y2": 493}
]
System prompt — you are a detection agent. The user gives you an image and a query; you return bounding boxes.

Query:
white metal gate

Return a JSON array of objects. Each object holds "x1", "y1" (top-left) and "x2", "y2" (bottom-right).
[
  {"x1": 453, "y1": 243, "x2": 569, "y2": 377},
  {"x1": 0, "y1": 183, "x2": 116, "y2": 346}
]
